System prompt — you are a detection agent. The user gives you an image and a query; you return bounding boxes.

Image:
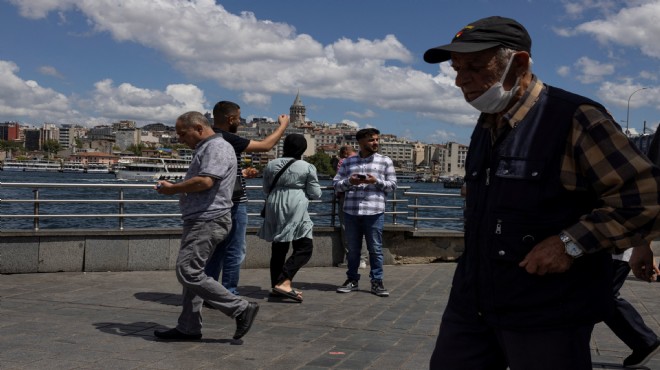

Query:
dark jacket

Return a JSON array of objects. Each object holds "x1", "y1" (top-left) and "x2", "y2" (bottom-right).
[{"x1": 449, "y1": 85, "x2": 613, "y2": 330}]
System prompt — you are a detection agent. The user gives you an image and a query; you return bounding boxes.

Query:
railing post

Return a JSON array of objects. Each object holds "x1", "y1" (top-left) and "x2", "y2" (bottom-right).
[
  {"x1": 413, "y1": 196, "x2": 419, "y2": 231},
  {"x1": 331, "y1": 191, "x2": 337, "y2": 227},
  {"x1": 118, "y1": 188, "x2": 125, "y2": 231},
  {"x1": 33, "y1": 188, "x2": 40, "y2": 231},
  {"x1": 391, "y1": 189, "x2": 398, "y2": 225}
]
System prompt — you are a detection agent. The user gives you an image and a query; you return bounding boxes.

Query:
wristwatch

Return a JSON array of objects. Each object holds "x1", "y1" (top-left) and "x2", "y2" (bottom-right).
[{"x1": 559, "y1": 232, "x2": 583, "y2": 258}]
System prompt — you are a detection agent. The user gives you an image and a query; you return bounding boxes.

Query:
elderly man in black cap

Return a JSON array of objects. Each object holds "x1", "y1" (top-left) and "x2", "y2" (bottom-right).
[{"x1": 424, "y1": 16, "x2": 660, "y2": 369}]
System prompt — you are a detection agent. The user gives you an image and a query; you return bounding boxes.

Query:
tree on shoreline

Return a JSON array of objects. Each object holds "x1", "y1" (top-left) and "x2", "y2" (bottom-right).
[{"x1": 42, "y1": 139, "x2": 61, "y2": 159}]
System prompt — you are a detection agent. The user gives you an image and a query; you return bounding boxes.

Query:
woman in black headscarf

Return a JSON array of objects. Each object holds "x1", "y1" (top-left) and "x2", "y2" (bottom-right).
[{"x1": 257, "y1": 134, "x2": 322, "y2": 302}]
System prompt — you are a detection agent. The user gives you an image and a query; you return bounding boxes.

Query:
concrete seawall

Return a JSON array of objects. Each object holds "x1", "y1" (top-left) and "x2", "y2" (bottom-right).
[{"x1": 0, "y1": 226, "x2": 465, "y2": 274}]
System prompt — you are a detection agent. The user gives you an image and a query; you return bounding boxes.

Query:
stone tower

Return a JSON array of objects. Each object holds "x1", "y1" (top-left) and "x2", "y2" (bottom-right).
[{"x1": 290, "y1": 91, "x2": 306, "y2": 127}]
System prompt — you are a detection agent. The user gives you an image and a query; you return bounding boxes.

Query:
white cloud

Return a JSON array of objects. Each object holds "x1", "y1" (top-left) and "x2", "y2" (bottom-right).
[
  {"x1": 572, "y1": 1, "x2": 660, "y2": 59},
  {"x1": 430, "y1": 129, "x2": 457, "y2": 143},
  {"x1": 573, "y1": 56, "x2": 615, "y2": 83},
  {"x1": 561, "y1": 0, "x2": 619, "y2": 18},
  {"x1": 639, "y1": 70, "x2": 658, "y2": 81},
  {"x1": 38, "y1": 65, "x2": 64, "y2": 79},
  {"x1": 557, "y1": 65, "x2": 571, "y2": 77},
  {"x1": 241, "y1": 92, "x2": 271, "y2": 107},
  {"x1": 340, "y1": 119, "x2": 359, "y2": 128},
  {"x1": 329, "y1": 35, "x2": 412, "y2": 64},
  {"x1": 0, "y1": 60, "x2": 79, "y2": 121},
  {"x1": 595, "y1": 81, "x2": 657, "y2": 111},
  {"x1": 79, "y1": 79, "x2": 206, "y2": 123},
  {"x1": 346, "y1": 109, "x2": 376, "y2": 119},
  {"x1": 7, "y1": 0, "x2": 464, "y2": 127}
]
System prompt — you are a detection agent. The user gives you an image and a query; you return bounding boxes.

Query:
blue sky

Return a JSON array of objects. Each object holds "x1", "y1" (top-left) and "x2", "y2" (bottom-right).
[{"x1": 1, "y1": 0, "x2": 659, "y2": 145}]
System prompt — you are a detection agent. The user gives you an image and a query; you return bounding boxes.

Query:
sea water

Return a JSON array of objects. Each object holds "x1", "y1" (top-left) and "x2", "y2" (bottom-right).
[{"x1": 0, "y1": 171, "x2": 463, "y2": 230}]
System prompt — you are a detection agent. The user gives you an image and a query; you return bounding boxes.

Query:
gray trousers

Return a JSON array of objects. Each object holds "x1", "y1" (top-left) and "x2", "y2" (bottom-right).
[{"x1": 175, "y1": 213, "x2": 248, "y2": 335}]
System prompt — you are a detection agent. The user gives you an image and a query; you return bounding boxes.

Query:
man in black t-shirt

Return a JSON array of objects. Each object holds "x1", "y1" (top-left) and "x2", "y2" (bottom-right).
[{"x1": 204, "y1": 101, "x2": 289, "y2": 295}]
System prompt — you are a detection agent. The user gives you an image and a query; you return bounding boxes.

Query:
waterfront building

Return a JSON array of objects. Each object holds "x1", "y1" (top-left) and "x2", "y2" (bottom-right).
[
  {"x1": 5, "y1": 93, "x2": 467, "y2": 176},
  {"x1": 87, "y1": 125, "x2": 114, "y2": 141},
  {"x1": 59, "y1": 124, "x2": 87, "y2": 149},
  {"x1": 41, "y1": 123, "x2": 59, "y2": 147},
  {"x1": 24, "y1": 129, "x2": 41, "y2": 151},
  {"x1": 67, "y1": 151, "x2": 119, "y2": 166},
  {"x1": 112, "y1": 120, "x2": 137, "y2": 131},
  {"x1": 115, "y1": 128, "x2": 142, "y2": 151},
  {"x1": 0, "y1": 121, "x2": 20, "y2": 141},
  {"x1": 436, "y1": 142, "x2": 467, "y2": 178}
]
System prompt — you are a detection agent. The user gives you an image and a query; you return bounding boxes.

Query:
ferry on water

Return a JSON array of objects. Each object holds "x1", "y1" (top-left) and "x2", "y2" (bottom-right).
[
  {"x1": 1, "y1": 160, "x2": 28, "y2": 171},
  {"x1": 24, "y1": 160, "x2": 62, "y2": 172},
  {"x1": 114, "y1": 157, "x2": 190, "y2": 181},
  {"x1": 61, "y1": 161, "x2": 85, "y2": 173},
  {"x1": 2, "y1": 159, "x2": 62, "y2": 172},
  {"x1": 85, "y1": 162, "x2": 111, "y2": 174}
]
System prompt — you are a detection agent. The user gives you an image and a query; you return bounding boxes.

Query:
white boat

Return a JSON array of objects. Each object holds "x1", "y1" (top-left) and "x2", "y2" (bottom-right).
[
  {"x1": 2, "y1": 160, "x2": 27, "y2": 171},
  {"x1": 115, "y1": 157, "x2": 190, "y2": 181},
  {"x1": 85, "y1": 162, "x2": 111, "y2": 174},
  {"x1": 25, "y1": 160, "x2": 62, "y2": 172},
  {"x1": 397, "y1": 172, "x2": 420, "y2": 182},
  {"x1": 61, "y1": 161, "x2": 85, "y2": 173}
]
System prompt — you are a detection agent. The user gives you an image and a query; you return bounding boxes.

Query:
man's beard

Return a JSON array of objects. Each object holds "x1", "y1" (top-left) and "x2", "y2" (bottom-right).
[
  {"x1": 362, "y1": 145, "x2": 377, "y2": 155},
  {"x1": 228, "y1": 124, "x2": 238, "y2": 133}
]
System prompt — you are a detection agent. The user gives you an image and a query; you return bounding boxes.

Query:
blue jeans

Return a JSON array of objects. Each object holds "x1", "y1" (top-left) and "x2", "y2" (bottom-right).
[
  {"x1": 204, "y1": 202, "x2": 247, "y2": 295},
  {"x1": 344, "y1": 212, "x2": 384, "y2": 282}
]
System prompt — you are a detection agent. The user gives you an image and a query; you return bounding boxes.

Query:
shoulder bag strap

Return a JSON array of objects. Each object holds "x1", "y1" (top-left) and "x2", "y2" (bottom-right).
[{"x1": 267, "y1": 159, "x2": 297, "y2": 194}]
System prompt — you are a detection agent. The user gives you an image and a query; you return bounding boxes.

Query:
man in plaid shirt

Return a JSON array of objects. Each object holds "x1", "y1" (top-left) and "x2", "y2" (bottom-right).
[{"x1": 333, "y1": 128, "x2": 398, "y2": 297}]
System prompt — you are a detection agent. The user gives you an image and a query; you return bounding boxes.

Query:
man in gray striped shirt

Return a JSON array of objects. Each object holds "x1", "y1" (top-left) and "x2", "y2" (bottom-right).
[{"x1": 333, "y1": 128, "x2": 397, "y2": 297}]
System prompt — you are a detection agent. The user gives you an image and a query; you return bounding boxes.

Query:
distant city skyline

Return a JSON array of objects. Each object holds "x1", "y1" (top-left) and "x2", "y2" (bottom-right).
[{"x1": 1, "y1": 1, "x2": 660, "y2": 145}]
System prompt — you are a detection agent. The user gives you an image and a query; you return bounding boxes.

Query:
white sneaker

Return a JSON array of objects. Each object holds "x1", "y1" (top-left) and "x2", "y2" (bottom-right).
[{"x1": 359, "y1": 260, "x2": 367, "y2": 269}]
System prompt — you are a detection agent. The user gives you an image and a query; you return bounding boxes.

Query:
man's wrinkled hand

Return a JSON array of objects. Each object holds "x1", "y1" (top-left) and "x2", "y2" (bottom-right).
[
  {"x1": 519, "y1": 236, "x2": 573, "y2": 275},
  {"x1": 629, "y1": 243, "x2": 657, "y2": 282}
]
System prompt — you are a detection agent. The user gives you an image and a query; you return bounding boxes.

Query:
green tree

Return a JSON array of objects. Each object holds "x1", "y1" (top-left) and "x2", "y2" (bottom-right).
[
  {"x1": 127, "y1": 143, "x2": 146, "y2": 156},
  {"x1": 306, "y1": 151, "x2": 333, "y2": 175},
  {"x1": 42, "y1": 139, "x2": 61, "y2": 159},
  {"x1": 0, "y1": 140, "x2": 23, "y2": 153}
]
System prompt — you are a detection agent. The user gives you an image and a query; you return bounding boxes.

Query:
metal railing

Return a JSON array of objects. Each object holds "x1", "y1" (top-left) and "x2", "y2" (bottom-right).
[
  {"x1": 0, "y1": 182, "x2": 462, "y2": 231},
  {"x1": 404, "y1": 191, "x2": 464, "y2": 230}
]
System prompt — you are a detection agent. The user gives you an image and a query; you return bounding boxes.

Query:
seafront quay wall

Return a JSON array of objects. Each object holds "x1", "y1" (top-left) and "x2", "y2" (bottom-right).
[{"x1": 0, "y1": 226, "x2": 465, "y2": 274}]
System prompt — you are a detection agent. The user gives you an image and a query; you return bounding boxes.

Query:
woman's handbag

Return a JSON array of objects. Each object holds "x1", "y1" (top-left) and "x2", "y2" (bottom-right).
[{"x1": 260, "y1": 159, "x2": 297, "y2": 218}]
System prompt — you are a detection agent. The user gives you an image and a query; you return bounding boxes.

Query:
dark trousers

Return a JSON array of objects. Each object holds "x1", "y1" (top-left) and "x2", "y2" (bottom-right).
[
  {"x1": 430, "y1": 303, "x2": 594, "y2": 370},
  {"x1": 603, "y1": 259, "x2": 658, "y2": 351},
  {"x1": 269, "y1": 237, "x2": 313, "y2": 288}
]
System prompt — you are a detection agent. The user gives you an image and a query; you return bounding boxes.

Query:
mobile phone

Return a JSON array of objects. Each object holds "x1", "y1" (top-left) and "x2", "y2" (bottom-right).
[{"x1": 356, "y1": 174, "x2": 367, "y2": 180}]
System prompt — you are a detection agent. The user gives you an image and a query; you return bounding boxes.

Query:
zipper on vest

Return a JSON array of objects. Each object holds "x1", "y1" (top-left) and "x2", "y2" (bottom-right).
[{"x1": 485, "y1": 167, "x2": 490, "y2": 186}]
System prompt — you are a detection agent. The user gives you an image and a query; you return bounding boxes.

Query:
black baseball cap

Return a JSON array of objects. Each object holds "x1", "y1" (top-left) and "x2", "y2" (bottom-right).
[{"x1": 424, "y1": 16, "x2": 532, "y2": 63}]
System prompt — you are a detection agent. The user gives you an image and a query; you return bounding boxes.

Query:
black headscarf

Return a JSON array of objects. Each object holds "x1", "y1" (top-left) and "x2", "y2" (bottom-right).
[{"x1": 283, "y1": 134, "x2": 307, "y2": 159}]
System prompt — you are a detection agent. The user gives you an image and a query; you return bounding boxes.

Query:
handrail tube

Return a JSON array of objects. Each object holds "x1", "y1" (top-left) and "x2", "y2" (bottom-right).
[
  {"x1": 404, "y1": 191, "x2": 461, "y2": 197},
  {"x1": 409, "y1": 205, "x2": 463, "y2": 209},
  {"x1": 0, "y1": 182, "x2": 464, "y2": 231},
  {"x1": 2, "y1": 200, "x2": 179, "y2": 203},
  {"x1": 1, "y1": 214, "x2": 182, "y2": 218}
]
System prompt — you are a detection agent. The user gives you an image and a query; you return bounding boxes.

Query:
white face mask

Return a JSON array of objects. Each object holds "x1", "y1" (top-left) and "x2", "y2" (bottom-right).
[{"x1": 468, "y1": 54, "x2": 520, "y2": 114}]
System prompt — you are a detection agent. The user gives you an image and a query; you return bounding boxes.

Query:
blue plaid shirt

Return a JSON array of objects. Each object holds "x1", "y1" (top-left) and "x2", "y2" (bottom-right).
[{"x1": 333, "y1": 152, "x2": 397, "y2": 216}]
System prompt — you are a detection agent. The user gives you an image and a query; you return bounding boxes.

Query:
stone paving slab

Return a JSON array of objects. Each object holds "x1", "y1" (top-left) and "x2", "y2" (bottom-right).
[{"x1": 1, "y1": 264, "x2": 660, "y2": 369}]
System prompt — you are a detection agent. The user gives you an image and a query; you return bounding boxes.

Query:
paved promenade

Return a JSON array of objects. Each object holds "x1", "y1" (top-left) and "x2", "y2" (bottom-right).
[{"x1": 1, "y1": 263, "x2": 660, "y2": 369}]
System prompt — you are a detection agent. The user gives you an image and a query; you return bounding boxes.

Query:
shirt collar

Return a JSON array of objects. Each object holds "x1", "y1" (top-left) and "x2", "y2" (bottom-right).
[{"x1": 482, "y1": 75, "x2": 544, "y2": 130}]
